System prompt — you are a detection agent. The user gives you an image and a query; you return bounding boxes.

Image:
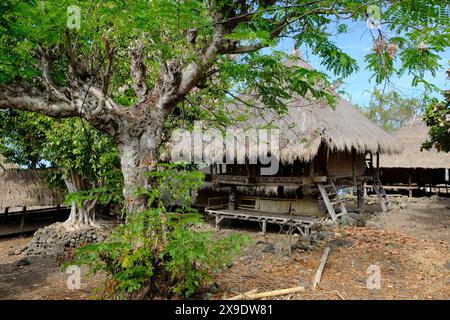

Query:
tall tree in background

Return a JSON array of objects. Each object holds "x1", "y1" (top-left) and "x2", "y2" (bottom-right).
[
  {"x1": 359, "y1": 89, "x2": 424, "y2": 132},
  {"x1": 0, "y1": 1, "x2": 449, "y2": 212}
]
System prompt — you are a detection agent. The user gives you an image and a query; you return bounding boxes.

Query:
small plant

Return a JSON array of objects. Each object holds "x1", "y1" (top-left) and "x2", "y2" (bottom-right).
[{"x1": 70, "y1": 164, "x2": 249, "y2": 299}]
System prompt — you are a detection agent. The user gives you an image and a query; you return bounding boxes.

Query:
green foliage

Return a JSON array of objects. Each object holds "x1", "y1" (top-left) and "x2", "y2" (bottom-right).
[
  {"x1": 143, "y1": 163, "x2": 205, "y2": 209},
  {"x1": 422, "y1": 89, "x2": 450, "y2": 152},
  {"x1": 0, "y1": 109, "x2": 52, "y2": 167},
  {"x1": 1, "y1": 1, "x2": 448, "y2": 114},
  {"x1": 71, "y1": 165, "x2": 249, "y2": 299},
  {"x1": 0, "y1": 110, "x2": 123, "y2": 209},
  {"x1": 358, "y1": 89, "x2": 424, "y2": 132}
]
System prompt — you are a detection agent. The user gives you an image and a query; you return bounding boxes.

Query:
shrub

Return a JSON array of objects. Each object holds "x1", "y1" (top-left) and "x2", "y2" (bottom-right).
[{"x1": 70, "y1": 164, "x2": 249, "y2": 299}]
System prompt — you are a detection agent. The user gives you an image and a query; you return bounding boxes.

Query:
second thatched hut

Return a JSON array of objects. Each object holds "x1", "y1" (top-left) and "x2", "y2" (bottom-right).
[{"x1": 380, "y1": 117, "x2": 450, "y2": 197}]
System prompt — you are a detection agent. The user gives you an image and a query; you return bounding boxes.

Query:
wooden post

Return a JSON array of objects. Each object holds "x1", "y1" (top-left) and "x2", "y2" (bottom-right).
[
  {"x1": 215, "y1": 215, "x2": 221, "y2": 230},
  {"x1": 357, "y1": 184, "x2": 365, "y2": 212},
  {"x1": 228, "y1": 186, "x2": 237, "y2": 210},
  {"x1": 19, "y1": 206, "x2": 26, "y2": 234},
  {"x1": 309, "y1": 160, "x2": 315, "y2": 177},
  {"x1": 408, "y1": 169, "x2": 413, "y2": 198},
  {"x1": 277, "y1": 186, "x2": 284, "y2": 197},
  {"x1": 376, "y1": 152, "x2": 380, "y2": 178},
  {"x1": 352, "y1": 148, "x2": 356, "y2": 194},
  {"x1": 261, "y1": 220, "x2": 267, "y2": 235}
]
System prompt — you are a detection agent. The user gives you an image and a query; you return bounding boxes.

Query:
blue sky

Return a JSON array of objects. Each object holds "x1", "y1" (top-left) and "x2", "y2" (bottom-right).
[{"x1": 275, "y1": 20, "x2": 450, "y2": 107}]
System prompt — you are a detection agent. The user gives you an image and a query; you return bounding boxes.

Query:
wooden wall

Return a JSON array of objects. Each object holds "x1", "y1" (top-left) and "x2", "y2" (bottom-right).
[{"x1": 324, "y1": 151, "x2": 366, "y2": 178}]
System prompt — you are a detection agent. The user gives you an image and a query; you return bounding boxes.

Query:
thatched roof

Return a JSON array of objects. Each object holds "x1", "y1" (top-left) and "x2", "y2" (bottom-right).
[
  {"x1": 167, "y1": 56, "x2": 401, "y2": 164},
  {"x1": 380, "y1": 117, "x2": 450, "y2": 169},
  {"x1": 0, "y1": 167, "x2": 65, "y2": 208}
]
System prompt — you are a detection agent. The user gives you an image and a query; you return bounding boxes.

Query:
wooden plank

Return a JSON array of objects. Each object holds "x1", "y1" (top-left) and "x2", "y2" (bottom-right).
[{"x1": 312, "y1": 246, "x2": 331, "y2": 290}]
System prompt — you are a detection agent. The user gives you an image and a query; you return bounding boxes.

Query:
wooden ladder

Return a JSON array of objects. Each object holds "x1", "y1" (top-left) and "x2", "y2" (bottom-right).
[
  {"x1": 317, "y1": 177, "x2": 348, "y2": 222},
  {"x1": 372, "y1": 177, "x2": 391, "y2": 212}
]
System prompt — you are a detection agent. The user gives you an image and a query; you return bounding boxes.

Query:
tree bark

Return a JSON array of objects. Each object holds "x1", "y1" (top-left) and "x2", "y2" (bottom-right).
[
  {"x1": 63, "y1": 171, "x2": 99, "y2": 230},
  {"x1": 115, "y1": 121, "x2": 163, "y2": 213}
]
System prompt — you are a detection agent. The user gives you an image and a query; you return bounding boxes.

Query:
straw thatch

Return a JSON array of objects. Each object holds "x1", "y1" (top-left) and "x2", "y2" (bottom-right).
[
  {"x1": 380, "y1": 117, "x2": 450, "y2": 169},
  {"x1": 172, "y1": 56, "x2": 402, "y2": 164},
  {"x1": 0, "y1": 167, "x2": 65, "y2": 209},
  {"x1": 165, "y1": 57, "x2": 402, "y2": 163}
]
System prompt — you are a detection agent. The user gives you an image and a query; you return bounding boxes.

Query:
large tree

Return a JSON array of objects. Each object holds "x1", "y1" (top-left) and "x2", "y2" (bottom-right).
[
  {"x1": 0, "y1": 110, "x2": 123, "y2": 228},
  {"x1": 359, "y1": 88, "x2": 424, "y2": 132},
  {"x1": 0, "y1": 0, "x2": 449, "y2": 212}
]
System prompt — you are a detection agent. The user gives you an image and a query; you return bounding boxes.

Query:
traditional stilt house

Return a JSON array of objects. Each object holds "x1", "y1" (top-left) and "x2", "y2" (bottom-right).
[
  {"x1": 170, "y1": 56, "x2": 402, "y2": 236},
  {"x1": 379, "y1": 117, "x2": 450, "y2": 197}
]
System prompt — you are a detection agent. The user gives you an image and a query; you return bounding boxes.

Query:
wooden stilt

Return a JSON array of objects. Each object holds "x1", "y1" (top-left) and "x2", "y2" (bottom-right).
[
  {"x1": 352, "y1": 148, "x2": 356, "y2": 192},
  {"x1": 408, "y1": 169, "x2": 413, "y2": 198},
  {"x1": 215, "y1": 214, "x2": 222, "y2": 230},
  {"x1": 261, "y1": 220, "x2": 267, "y2": 235},
  {"x1": 357, "y1": 184, "x2": 365, "y2": 212},
  {"x1": 19, "y1": 206, "x2": 26, "y2": 234},
  {"x1": 228, "y1": 186, "x2": 237, "y2": 210}
]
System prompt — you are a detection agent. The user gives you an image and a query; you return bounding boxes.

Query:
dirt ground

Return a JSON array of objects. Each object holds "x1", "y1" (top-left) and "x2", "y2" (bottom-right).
[{"x1": 0, "y1": 196, "x2": 449, "y2": 300}]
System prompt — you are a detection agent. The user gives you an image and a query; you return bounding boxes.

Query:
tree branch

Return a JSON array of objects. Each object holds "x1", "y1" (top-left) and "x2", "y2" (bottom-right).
[
  {"x1": 129, "y1": 38, "x2": 148, "y2": 102},
  {"x1": 0, "y1": 93, "x2": 78, "y2": 118}
]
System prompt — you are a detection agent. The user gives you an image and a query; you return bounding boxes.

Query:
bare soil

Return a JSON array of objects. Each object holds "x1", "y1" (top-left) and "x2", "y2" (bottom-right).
[{"x1": 0, "y1": 196, "x2": 449, "y2": 300}]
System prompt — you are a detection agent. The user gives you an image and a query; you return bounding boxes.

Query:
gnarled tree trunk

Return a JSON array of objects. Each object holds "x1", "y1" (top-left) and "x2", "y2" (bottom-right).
[
  {"x1": 62, "y1": 170, "x2": 99, "y2": 230},
  {"x1": 115, "y1": 120, "x2": 163, "y2": 213}
]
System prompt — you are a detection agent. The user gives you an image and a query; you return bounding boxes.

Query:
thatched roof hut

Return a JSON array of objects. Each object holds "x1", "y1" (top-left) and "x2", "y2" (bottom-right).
[
  {"x1": 380, "y1": 117, "x2": 450, "y2": 169},
  {"x1": 0, "y1": 158, "x2": 65, "y2": 208},
  {"x1": 186, "y1": 55, "x2": 403, "y2": 231}
]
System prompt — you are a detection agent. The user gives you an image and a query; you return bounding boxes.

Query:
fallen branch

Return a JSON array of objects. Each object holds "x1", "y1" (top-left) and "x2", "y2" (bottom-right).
[
  {"x1": 228, "y1": 286, "x2": 305, "y2": 300},
  {"x1": 312, "y1": 246, "x2": 331, "y2": 290}
]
